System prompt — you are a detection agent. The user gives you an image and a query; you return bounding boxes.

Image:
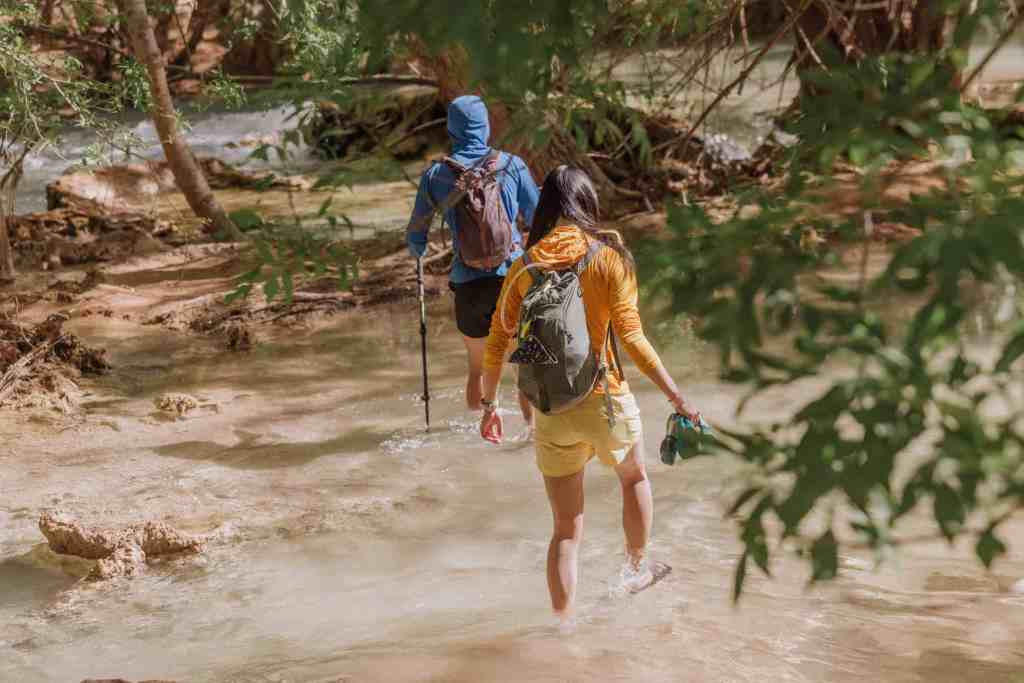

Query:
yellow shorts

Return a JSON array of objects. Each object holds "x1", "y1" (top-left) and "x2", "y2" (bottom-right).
[{"x1": 534, "y1": 392, "x2": 644, "y2": 478}]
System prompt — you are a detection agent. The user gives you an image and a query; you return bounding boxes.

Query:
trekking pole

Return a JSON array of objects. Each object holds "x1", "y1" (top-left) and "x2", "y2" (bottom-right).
[{"x1": 416, "y1": 256, "x2": 430, "y2": 431}]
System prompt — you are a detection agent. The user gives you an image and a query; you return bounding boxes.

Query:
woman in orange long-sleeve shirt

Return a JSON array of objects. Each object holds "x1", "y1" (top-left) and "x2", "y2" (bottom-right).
[{"x1": 478, "y1": 166, "x2": 701, "y2": 628}]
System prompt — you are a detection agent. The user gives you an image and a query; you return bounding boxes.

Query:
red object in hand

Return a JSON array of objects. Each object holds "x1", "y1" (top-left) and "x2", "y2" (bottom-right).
[{"x1": 480, "y1": 410, "x2": 504, "y2": 444}]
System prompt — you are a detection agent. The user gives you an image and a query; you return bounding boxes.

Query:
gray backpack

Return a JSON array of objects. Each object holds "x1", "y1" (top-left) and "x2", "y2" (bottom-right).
[{"x1": 509, "y1": 241, "x2": 624, "y2": 418}]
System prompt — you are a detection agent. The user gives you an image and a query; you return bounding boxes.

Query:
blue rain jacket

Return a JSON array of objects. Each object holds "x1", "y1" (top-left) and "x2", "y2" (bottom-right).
[{"x1": 406, "y1": 95, "x2": 540, "y2": 284}]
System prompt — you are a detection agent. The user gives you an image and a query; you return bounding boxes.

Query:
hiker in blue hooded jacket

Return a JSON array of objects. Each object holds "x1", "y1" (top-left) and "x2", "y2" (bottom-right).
[{"x1": 407, "y1": 95, "x2": 539, "y2": 429}]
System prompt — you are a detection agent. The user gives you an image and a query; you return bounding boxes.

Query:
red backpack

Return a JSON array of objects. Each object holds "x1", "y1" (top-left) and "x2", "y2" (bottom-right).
[{"x1": 441, "y1": 151, "x2": 514, "y2": 270}]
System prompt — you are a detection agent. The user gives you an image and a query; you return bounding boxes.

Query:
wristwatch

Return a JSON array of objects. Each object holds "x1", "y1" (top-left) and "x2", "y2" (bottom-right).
[{"x1": 480, "y1": 398, "x2": 499, "y2": 413}]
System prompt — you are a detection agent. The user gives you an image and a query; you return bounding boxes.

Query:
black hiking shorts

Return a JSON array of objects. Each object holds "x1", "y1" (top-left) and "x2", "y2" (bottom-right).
[{"x1": 450, "y1": 276, "x2": 505, "y2": 339}]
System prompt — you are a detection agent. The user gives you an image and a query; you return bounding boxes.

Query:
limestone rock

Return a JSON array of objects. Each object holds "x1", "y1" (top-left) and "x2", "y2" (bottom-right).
[
  {"x1": 39, "y1": 510, "x2": 204, "y2": 581},
  {"x1": 155, "y1": 393, "x2": 199, "y2": 416}
]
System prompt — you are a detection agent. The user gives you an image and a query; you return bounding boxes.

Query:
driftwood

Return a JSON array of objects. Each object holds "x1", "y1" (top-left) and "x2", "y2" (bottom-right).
[
  {"x1": 0, "y1": 315, "x2": 110, "y2": 412},
  {"x1": 0, "y1": 336, "x2": 60, "y2": 407}
]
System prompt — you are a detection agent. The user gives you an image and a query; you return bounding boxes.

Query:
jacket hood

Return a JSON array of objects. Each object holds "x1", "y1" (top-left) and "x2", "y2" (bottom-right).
[
  {"x1": 447, "y1": 95, "x2": 491, "y2": 160},
  {"x1": 527, "y1": 225, "x2": 590, "y2": 270}
]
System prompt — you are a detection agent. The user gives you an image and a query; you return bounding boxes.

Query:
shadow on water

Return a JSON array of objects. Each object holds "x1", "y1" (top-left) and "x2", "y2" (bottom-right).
[
  {"x1": 0, "y1": 557, "x2": 76, "y2": 612},
  {"x1": 150, "y1": 425, "x2": 396, "y2": 469},
  {"x1": 913, "y1": 648, "x2": 1024, "y2": 683}
]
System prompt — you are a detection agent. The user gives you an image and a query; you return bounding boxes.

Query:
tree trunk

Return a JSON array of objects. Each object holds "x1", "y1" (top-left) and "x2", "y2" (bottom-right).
[
  {"x1": 0, "y1": 156, "x2": 25, "y2": 284},
  {"x1": 222, "y1": 0, "x2": 289, "y2": 77},
  {"x1": 0, "y1": 214, "x2": 14, "y2": 284},
  {"x1": 120, "y1": 0, "x2": 243, "y2": 240},
  {"x1": 170, "y1": 0, "x2": 232, "y2": 71}
]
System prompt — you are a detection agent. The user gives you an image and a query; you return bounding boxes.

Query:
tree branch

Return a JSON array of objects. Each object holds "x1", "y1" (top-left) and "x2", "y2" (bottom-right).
[
  {"x1": 960, "y1": 9, "x2": 1024, "y2": 94},
  {"x1": 679, "y1": 1, "x2": 808, "y2": 151},
  {"x1": 16, "y1": 23, "x2": 134, "y2": 62}
]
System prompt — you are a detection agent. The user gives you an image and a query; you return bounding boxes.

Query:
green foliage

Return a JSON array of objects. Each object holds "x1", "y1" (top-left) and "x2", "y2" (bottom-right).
[
  {"x1": 227, "y1": 133, "x2": 362, "y2": 305},
  {"x1": 244, "y1": 0, "x2": 365, "y2": 102},
  {"x1": 356, "y1": 0, "x2": 610, "y2": 100},
  {"x1": 116, "y1": 58, "x2": 153, "y2": 111},
  {"x1": 227, "y1": 216, "x2": 360, "y2": 305},
  {"x1": 353, "y1": 0, "x2": 727, "y2": 103},
  {"x1": 640, "y1": 3, "x2": 1024, "y2": 593}
]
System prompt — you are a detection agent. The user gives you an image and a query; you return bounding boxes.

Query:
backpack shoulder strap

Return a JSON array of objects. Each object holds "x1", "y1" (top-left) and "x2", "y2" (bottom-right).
[
  {"x1": 443, "y1": 156, "x2": 467, "y2": 174},
  {"x1": 521, "y1": 251, "x2": 542, "y2": 286}
]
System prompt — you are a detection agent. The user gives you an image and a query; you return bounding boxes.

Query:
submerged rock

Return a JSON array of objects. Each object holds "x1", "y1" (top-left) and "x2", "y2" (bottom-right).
[
  {"x1": 39, "y1": 510, "x2": 205, "y2": 580},
  {"x1": 154, "y1": 393, "x2": 200, "y2": 416}
]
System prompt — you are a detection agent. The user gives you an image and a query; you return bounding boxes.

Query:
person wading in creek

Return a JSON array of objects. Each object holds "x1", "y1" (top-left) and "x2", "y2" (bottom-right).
[
  {"x1": 407, "y1": 95, "x2": 539, "y2": 434},
  {"x1": 478, "y1": 166, "x2": 701, "y2": 629}
]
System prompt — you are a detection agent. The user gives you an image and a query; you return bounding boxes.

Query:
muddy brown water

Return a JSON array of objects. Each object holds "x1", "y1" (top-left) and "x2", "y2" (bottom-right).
[{"x1": 1, "y1": 299, "x2": 1022, "y2": 683}]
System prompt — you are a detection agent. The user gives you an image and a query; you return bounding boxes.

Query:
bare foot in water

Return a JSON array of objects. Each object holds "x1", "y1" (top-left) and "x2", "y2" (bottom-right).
[
  {"x1": 513, "y1": 424, "x2": 535, "y2": 444},
  {"x1": 555, "y1": 610, "x2": 577, "y2": 635},
  {"x1": 621, "y1": 560, "x2": 672, "y2": 594}
]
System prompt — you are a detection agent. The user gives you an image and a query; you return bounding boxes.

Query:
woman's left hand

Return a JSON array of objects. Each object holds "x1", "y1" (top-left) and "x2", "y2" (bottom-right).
[{"x1": 481, "y1": 410, "x2": 503, "y2": 444}]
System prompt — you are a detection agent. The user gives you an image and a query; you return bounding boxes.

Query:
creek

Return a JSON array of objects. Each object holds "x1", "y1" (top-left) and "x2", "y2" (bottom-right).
[
  {"x1": 3, "y1": 34, "x2": 1024, "y2": 683},
  {"x1": 1, "y1": 302, "x2": 1022, "y2": 682}
]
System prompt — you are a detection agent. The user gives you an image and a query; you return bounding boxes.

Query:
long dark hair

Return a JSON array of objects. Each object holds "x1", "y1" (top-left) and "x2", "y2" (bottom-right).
[{"x1": 526, "y1": 165, "x2": 635, "y2": 272}]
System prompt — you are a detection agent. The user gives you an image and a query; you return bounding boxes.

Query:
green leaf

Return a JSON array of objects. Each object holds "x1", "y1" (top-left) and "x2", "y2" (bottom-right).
[
  {"x1": 732, "y1": 550, "x2": 749, "y2": 603},
  {"x1": 726, "y1": 488, "x2": 763, "y2": 518},
  {"x1": 995, "y1": 325, "x2": 1024, "y2": 373},
  {"x1": 810, "y1": 530, "x2": 838, "y2": 583},
  {"x1": 250, "y1": 145, "x2": 271, "y2": 162},
  {"x1": 933, "y1": 484, "x2": 965, "y2": 542},
  {"x1": 230, "y1": 208, "x2": 265, "y2": 232},
  {"x1": 849, "y1": 144, "x2": 869, "y2": 167},
  {"x1": 317, "y1": 195, "x2": 335, "y2": 217},
  {"x1": 224, "y1": 283, "x2": 252, "y2": 304},
  {"x1": 282, "y1": 270, "x2": 295, "y2": 303},
  {"x1": 264, "y1": 275, "x2": 280, "y2": 301},
  {"x1": 976, "y1": 527, "x2": 1007, "y2": 569},
  {"x1": 909, "y1": 60, "x2": 935, "y2": 90},
  {"x1": 254, "y1": 238, "x2": 273, "y2": 263}
]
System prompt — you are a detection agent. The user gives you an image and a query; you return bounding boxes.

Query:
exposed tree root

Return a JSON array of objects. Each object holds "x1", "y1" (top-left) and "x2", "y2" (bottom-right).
[{"x1": 0, "y1": 314, "x2": 109, "y2": 412}]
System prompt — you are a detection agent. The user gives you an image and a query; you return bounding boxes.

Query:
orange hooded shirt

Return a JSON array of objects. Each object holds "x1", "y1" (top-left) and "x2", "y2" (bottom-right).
[{"x1": 482, "y1": 224, "x2": 660, "y2": 394}]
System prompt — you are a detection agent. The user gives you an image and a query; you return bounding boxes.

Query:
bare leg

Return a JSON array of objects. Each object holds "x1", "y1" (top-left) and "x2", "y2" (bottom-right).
[
  {"x1": 462, "y1": 335, "x2": 486, "y2": 410},
  {"x1": 543, "y1": 468, "x2": 585, "y2": 620},
  {"x1": 614, "y1": 441, "x2": 653, "y2": 576}
]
